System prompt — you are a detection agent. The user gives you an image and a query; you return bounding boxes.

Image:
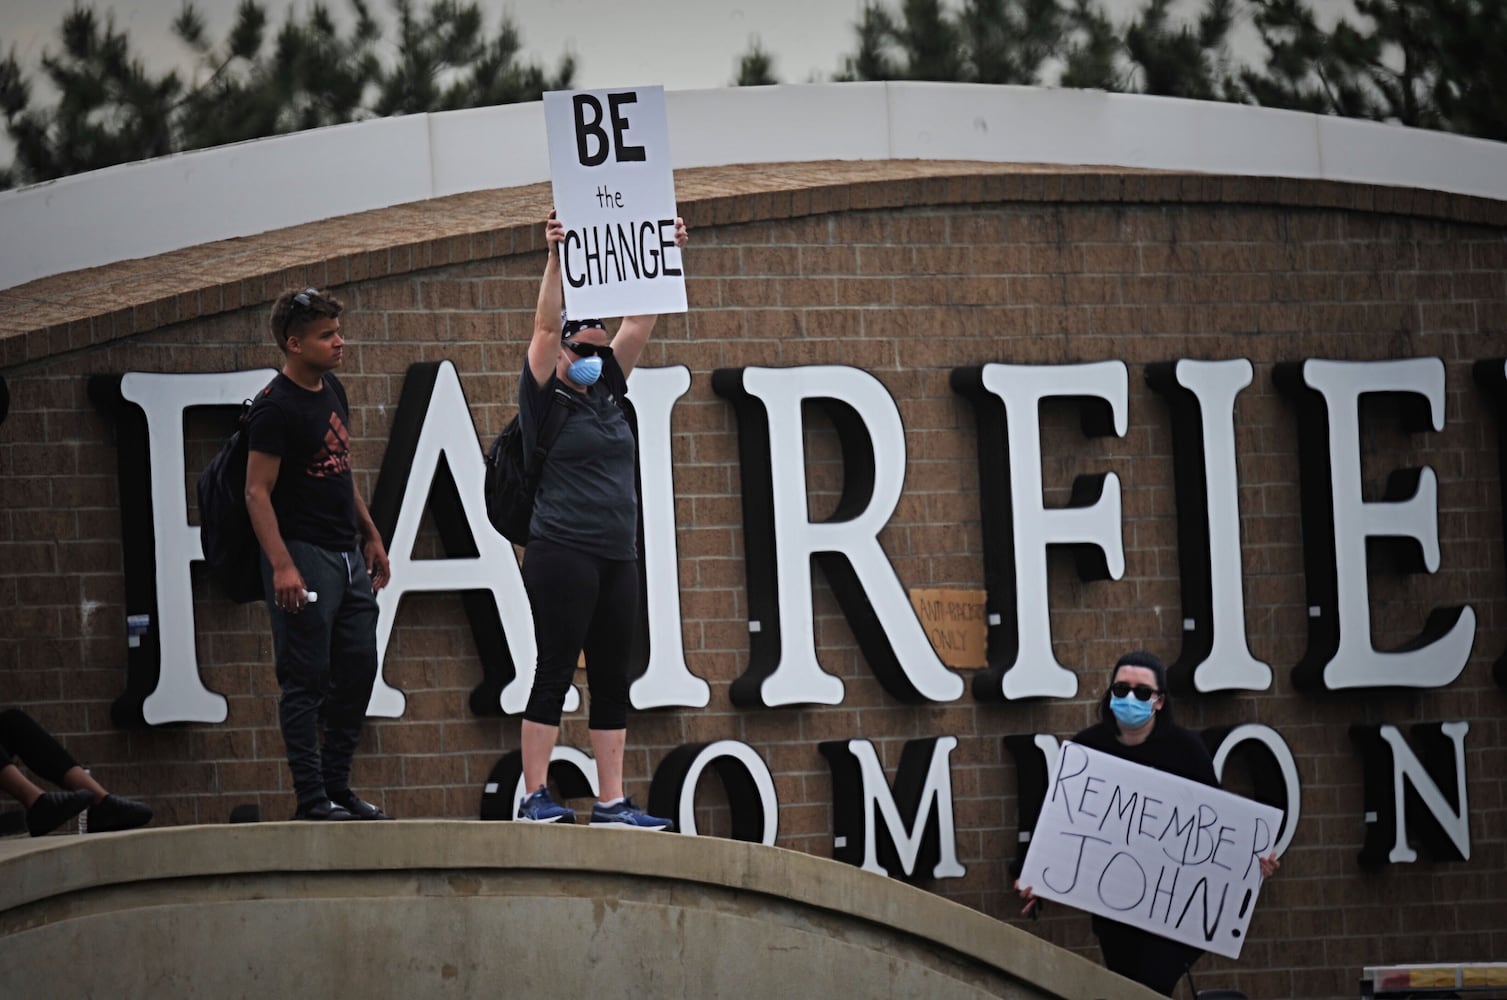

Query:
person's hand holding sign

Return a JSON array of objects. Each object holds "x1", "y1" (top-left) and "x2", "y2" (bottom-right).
[{"x1": 1015, "y1": 879, "x2": 1041, "y2": 919}]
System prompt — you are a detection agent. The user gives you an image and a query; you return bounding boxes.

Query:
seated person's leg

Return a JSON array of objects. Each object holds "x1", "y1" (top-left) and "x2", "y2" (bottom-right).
[
  {"x1": 0, "y1": 708, "x2": 153, "y2": 834},
  {"x1": 2, "y1": 761, "x2": 92, "y2": 837}
]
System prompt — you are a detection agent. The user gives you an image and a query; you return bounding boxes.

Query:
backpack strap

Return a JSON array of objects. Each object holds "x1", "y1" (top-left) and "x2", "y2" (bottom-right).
[
  {"x1": 602, "y1": 352, "x2": 630, "y2": 401},
  {"x1": 521, "y1": 385, "x2": 576, "y2": 489},
  {"x1": 234, "y1": 382, "x2": 277, "y2": 437}
]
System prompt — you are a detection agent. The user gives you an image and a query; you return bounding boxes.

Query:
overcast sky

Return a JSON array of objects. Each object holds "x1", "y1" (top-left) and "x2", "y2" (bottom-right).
[
  {"x1": 8, "y1": 0, "x2": 864, "y2": 90},
  {"x1": 3, "y1": 0, "x2": 1357, "y2": 94}
]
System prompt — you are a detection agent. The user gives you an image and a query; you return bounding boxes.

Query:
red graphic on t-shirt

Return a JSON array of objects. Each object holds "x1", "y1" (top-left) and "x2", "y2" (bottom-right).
[{"x1": 307, "y1": 411, "x2": 351, "y2": 478}]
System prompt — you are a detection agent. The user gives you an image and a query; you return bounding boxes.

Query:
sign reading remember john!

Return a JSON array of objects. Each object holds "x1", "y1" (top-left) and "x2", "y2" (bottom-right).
[
  {"x1": 1018, "y1": 742, "x2": 1282, "y2": 959},
  {"x1": 543, "y1": 85, "x2": 686, "y2": 320}
]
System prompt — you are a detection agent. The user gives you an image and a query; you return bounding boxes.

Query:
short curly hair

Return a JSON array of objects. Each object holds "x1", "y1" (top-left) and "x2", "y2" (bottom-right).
[{"x1": 269, "y1": 287, "x2": 343, "y2": 351}]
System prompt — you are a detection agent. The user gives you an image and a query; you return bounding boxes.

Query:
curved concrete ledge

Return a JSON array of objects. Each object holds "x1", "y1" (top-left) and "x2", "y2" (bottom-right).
[
  {"x1": 4, "y1": 81, "x2": 1507, "y2": 292},
  {"x1": 0, "y1": 822, "x2": 1153, "y2": 999}
]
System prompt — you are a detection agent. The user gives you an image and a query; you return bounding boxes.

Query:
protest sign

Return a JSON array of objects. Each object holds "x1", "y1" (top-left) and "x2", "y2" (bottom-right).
[
  {"x1": 543, "y1": 85, "x2": 686, "y2": 320},
  {"x1": 1018, "y1": 741, "x2": 1282, "y2": 959},
  {"x1": 909, "y1": 587, "x2": 988, "y2": 668}
]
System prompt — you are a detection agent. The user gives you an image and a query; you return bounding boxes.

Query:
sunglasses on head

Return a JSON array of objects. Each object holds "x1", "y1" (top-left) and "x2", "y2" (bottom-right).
[
  {"x1": 1110, "y1": 682, "x2": 1160, "y2": 701},
  {"x1": 563, "y1": 339, "x2": 612, "y2": 358},
  {"x1": 282, "y1": 287, "x2": 321, "y2": 338}
]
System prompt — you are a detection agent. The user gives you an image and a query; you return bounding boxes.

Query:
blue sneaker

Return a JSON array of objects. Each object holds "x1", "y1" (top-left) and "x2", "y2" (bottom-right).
[
  {"x1": 590, "y1": 797, "x2": 674, "y2": 831},
  {"x1": 516, "y1": 787, "x2": 575, "y2": 824}
]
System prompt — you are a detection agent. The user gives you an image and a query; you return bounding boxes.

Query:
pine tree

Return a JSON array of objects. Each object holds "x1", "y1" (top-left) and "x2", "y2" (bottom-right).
[
  {"x1": 174, "y1": 0, "x2": 383, "y2": 148},
  {"x1": 838, "y1": 0, "x2": 1067, "y2": 84},
  {"x1": 734, "y1": 39, "x2": 779, "y2": 87},
  {"x1": 1, "y1": 0, "x2": 575, "y2": 190},
  {"x1": 373, "y1": 0, "x2": 570, "y2": 116},
  {"x1": 962, "y1": 0, "x2": 1067, "y2": 85},
  {"x1": 838, "y1": 3, "x2": 903, "y2": 81},
  {"x1": 1426, "y1": 0, "x2": 1507, "y2": 141},
  {"x1": 1125, "y1": 0, "x2": 1238, "y2": 101},
  {"x1": 1, "y1": 7, "x2": 183, "y2": 184},
  {"x1": 1243, "y1": 0, "x2": 1506, "y2": 139},
  {"x1": 1059, "y1": 0, "x2": 1123, "y2": 91},
  {"x1": 833, "y1": 0, "x2": 1503, "y2": 140}
]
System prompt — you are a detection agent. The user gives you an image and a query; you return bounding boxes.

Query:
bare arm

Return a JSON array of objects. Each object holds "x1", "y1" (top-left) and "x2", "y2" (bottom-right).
[
  {"x1": 609, "y1": 217, "x2": 689, "y2": 377},
  {"x1": 527, "y1": 213, "x2": 567, "y2": 388},
  {"x1": 352, "y1": 480, "x2": 390, "y2": 591},
  {"x1": 245, "y1": 450, "x2": 308, "y2": 612}
]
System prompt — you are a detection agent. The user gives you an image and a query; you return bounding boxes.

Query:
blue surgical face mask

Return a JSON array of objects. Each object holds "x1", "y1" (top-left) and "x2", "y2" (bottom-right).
[
  {"x1": 1109, "y1": 694, "x2": 1155, "y2": 729},
  {"x1": 567, "y1": 354, "x2": 603, "y2": 386}
]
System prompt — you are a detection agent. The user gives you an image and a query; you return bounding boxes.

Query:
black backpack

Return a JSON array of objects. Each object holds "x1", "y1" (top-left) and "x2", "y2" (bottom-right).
[
  {"x1": 197, "y1": 387, "x2": 272, "y2": 603},
  {"x1": 484, "y1": 386, "x2": 575, "y2": 544}
]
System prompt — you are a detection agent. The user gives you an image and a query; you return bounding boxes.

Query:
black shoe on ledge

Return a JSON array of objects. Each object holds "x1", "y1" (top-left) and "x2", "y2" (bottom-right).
[
  {"x1": 26, "y1": 789, "x2": 93, "y2": 837},
  {"x1": 86, "y1": 793, "x2": 153, "y2": 833},
  {"x1": 293, "y1": 799, "x2": 355, "y2": 821},
  {"x1": 328, "y1": 789, "x2": 393, "y2": 820}
]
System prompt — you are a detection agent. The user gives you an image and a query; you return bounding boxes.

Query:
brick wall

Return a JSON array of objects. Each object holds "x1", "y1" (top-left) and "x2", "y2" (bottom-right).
[{"x1": 2, "y1": 167, "x2": 1505, "y2": 999}]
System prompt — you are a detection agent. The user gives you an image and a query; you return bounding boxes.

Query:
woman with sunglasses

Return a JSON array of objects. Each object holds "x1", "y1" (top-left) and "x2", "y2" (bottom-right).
[
  {"x1": 1016, "y1": 650, "x2": 1279, "y2": 995},
  {"x1": 513, "y1": 210, "x2": 689, "y2": 829}
]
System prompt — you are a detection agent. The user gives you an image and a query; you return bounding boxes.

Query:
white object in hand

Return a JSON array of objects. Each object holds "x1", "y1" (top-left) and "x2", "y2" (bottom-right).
[{"x1": 303, "y1": 591, "x2": 319, "y2": 603}]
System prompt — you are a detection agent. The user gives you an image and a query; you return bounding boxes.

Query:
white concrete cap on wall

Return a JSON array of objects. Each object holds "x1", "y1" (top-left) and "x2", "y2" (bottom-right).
[{"x1": 3, "y1": 81, "x2": 1506, "y2": 292}]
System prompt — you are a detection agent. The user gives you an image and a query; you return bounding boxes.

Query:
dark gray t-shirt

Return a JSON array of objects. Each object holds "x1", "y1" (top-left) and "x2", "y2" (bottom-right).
[{"x1": 518, "y1": 361, "x2": 637, "y2": 560}]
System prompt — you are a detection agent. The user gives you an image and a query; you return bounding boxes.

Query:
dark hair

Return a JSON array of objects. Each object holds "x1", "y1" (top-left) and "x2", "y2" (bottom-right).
[
  {"x1": 270, "y1": 287, "x2": 343, "y2": 351},
  {"x1": 1098, "y1": 649, "x2": 1174, "y2": 726}
]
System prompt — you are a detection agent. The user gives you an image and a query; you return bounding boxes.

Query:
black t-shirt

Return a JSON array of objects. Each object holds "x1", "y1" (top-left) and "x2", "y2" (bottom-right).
[
  {"x1": 518, "y1": 357, "x2": 637, "y2": 560},
  {"x1": 1070, "y1": 717, "x2": 1218, "y2": 788},
  {"x1": 245, "y1": 372, "x2": 358, "y2": 551}
]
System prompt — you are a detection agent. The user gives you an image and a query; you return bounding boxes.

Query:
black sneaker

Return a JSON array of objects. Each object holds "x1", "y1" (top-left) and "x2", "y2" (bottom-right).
[
  {"x1": 328, "y1": 789, "x2": 392, "y2": 820},
  {"x1": 86, "y1": 794, "x2": 153, "y2": 833},
  {"x1": 292, "y1": 799, "x2": 355, "y2": 821},
  {"x1": 26, "y1": 789, "x2": 93, "y2": 837}
]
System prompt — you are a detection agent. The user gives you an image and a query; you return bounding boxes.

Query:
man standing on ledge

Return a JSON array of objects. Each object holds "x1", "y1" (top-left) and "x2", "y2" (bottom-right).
[{"x1": 245, "y1": 288, "x2": 393, "y2": 822}]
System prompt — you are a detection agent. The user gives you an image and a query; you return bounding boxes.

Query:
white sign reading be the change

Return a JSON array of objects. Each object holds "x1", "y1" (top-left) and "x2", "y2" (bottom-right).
[
  {"x1": 1019, "y1": 741, "x2": 1282, "y2": 959},
  {"x1": 543, "y1": 85, "x2": 686, "y2": 320}
]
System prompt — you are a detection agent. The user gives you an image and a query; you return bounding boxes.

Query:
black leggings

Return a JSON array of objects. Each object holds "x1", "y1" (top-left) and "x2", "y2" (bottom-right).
[
  {"x1": 521, "y1": 538, "x2": 638, "y2": 729},
  {"x1": 0, "y1": 708, "x2": 80, "y2": 783}
]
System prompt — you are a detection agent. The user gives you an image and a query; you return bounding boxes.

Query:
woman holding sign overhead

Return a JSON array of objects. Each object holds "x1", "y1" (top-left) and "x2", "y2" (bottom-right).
[
  {"x1": 1016, "y1": 650, "x2": 1280, "y2": 996},
  {"x1": 512, "y1": 210, "x2": 688, "y2": 830}
]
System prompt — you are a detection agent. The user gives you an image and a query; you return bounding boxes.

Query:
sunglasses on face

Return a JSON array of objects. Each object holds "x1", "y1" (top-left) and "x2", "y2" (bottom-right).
[
  {"x1": 563, "y1": 339, "x2": 612, "y2": 358},
  {"x1": 1110, "y1": 682, "x2": 1160, "y2": 701}
]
